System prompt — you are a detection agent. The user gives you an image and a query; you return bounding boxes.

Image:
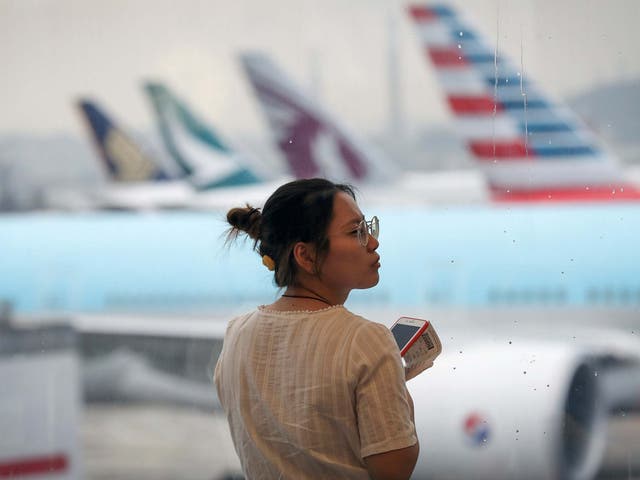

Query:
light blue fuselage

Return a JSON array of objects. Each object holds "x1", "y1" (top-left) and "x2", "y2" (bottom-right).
[{"x1": 1, "y1": 203, "x2": 638, "y2": 316}]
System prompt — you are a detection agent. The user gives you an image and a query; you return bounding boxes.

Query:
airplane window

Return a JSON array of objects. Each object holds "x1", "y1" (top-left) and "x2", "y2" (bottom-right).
[{"x1": 1, "y1": 1, "x2": 639, "y2": 479}]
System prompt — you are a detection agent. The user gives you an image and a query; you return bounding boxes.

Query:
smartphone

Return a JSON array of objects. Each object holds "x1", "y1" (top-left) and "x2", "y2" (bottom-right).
[{"x1": 390, "y1": 317, "x2": 429, "y2": 356}]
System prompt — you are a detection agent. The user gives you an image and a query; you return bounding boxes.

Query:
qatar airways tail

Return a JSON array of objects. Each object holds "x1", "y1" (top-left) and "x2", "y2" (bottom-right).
[
  {"x1": 143, "y1": 82, "x2": 262, "y2": 190},
  {"x1": 78, "y1": 100, "x2": 171, "y2": 183},
  {"x1": 407, "y1": 3, "x2": 640, "y2": 202},
  {"x1": 240, "y1": 52, "x2": 398, "y2": 184}
]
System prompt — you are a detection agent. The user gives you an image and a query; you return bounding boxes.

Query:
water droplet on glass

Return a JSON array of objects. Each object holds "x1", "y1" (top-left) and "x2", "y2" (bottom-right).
[
  {"x1": 594, "y1": 371, "x2": 598, "y2": 377},
  {"x1": 459, "y1": 31, "x2": 464, "y2": 37},
  {"x1": 523, "y1": 371, "x2": 527, "y2": 375},
  {"x1": 457, "y1": 44, "x2": 462, "y2": 49}
]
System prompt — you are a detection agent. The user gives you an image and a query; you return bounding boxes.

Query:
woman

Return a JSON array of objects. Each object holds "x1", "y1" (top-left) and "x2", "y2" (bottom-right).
[{"x1": 214, "y1": 178, "x2": 419, "y2": 479}]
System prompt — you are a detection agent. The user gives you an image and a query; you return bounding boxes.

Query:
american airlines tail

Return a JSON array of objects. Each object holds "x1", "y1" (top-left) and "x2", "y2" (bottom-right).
[
  {"x1": 143, "y1": 82, "x2": 262, "y2": 190},
  {"x1": 77, "y1": 100, "x2": 170, "y2": 183},
  {"x1": 240, "y1": 52, "x2": 398, "y2": 184},
  {"x1": 407, "y1": 3, "x2": 640, "y2": 202}
]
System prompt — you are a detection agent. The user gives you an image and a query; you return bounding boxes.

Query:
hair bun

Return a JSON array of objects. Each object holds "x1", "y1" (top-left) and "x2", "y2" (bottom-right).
[{"x1": 226, "y1": 205, "x2": 262, "y2": 240}]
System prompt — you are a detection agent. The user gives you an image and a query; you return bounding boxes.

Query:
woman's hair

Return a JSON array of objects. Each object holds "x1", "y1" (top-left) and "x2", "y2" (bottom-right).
[{"x1": 226, "y1": 178, "x2": 355, "y2": 287}]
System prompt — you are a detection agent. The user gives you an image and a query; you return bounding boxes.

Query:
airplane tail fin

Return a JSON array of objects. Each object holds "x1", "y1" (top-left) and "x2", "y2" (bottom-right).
[
  {"x1": 239, "y1": 51, "x2": 397, "y2": 183},
  {"x1": 143, "y1": 82, "x2": 261, "y2": 190},
  {"x1": 407, "y1": 3, "x2": 640, "y2": 202},
  {"x1": 77, "y1": 100, "x2": 170, "y2": 182}
]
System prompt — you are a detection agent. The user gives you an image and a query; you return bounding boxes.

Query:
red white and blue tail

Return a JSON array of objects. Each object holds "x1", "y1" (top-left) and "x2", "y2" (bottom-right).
[
  {"x1": 240, "y1": 52, "x2": 397, "y2": 183},
  {"x1": 407, "y1": 3, "x2": 640, "y2": 202}
]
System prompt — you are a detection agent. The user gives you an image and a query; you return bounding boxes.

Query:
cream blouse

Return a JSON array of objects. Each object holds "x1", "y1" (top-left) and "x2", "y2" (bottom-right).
[{"x1": 214, "y1": 305, "x2": 417, "y2": 479}]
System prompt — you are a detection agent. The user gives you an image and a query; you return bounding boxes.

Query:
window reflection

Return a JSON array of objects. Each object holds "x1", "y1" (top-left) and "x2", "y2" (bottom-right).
[{"x1": 1, "y1": 1, "x2": 639, "y2": 479}]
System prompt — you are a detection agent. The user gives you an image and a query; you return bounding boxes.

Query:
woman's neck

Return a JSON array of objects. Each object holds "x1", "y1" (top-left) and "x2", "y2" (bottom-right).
[
  {"x1": 286, "y1": 282, "x2": 347, "y2": 306},
  {"x1": 264, "y1": 282, "x2": 348, "y2": 312}
]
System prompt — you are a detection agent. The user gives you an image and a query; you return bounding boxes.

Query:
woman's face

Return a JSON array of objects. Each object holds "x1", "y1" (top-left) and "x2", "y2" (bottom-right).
[{"x1": 318, "y1": 191, "x2": 380, "y2": 297}]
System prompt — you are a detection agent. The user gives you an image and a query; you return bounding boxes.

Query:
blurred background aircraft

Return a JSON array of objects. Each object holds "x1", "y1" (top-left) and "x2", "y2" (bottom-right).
[{"x1": 1, "y1": 1, "x2": 640, "y2": 479}]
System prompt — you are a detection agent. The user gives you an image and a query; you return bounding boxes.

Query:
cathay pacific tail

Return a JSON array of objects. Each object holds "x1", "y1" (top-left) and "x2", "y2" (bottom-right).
[
  {"x1": 407, "y1": 3, "x2": 640, "y2": 202},
  {"x1": 144, "y1": 82, "x2": 262, "y2": 190}
]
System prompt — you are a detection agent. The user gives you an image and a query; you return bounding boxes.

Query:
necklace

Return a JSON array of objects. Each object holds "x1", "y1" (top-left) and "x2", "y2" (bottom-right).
[{"x1": 281, "y1": 294, "x2": 333, "y2": 307}]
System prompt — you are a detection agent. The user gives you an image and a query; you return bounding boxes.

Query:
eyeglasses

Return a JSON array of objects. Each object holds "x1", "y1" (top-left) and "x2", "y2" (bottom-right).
[{"x1": 357, "y1": 216, "x2": 379, "y2": 247}]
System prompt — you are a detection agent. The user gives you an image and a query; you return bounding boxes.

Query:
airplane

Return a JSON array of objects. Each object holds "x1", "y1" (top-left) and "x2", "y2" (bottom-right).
[
  {"x1": 43, "y1": 99, "x2": 198, "y2": 210},
  {"x1": 2, "y1": 201, "x2": 640, "y2": 479},
  {"x1": 239, "y1": 51, "x2": 490, "y2": 205},
  {"x1": 46, "y1": 97, "x2": 278, "y2": 211},
  {"x1": 143, "y1": 82, "x2": 265, "y2": 189},
  {"x1": 240, "y1": 46, "x2": 640, "y2": 205},
  {"x1": 139, "y1": 81, "x2": 293, "y2": 211},
  {"x1": 78, "y1": 100, "x2": 173, "y2": 184},
  {"x1": 406, "y1": 3, "x2": 640, "y2": 203}
]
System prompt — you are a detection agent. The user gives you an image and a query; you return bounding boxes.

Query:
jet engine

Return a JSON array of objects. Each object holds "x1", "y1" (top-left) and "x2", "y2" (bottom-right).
[{"x1": 408, "y1": 341, "x2": 607, "y2": 480}]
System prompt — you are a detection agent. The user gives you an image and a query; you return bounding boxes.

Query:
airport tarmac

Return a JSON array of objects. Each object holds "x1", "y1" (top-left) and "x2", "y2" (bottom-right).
[
  {"x1": 82, "y1": 404, "x2": 640, "y2": 480},
  {"x1": 82, "y1": 405, "x2": 241, "y2": 480}
]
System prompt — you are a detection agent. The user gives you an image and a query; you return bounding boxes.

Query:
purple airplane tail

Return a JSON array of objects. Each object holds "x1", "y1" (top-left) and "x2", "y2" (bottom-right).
[{"x1": 240, "y1": 52, "x2": 396, "y2": 184}]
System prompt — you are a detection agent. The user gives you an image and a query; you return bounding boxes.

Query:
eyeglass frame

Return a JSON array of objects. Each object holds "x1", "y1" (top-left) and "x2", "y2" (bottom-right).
[{"x1": 356, "y1": 216, "x2": 379, "y2": 247}]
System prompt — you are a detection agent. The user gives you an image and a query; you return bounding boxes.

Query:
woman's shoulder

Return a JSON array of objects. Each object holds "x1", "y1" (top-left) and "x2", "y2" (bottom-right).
[
  {"x1": 335, "y1": 308, "x2": 395, "y2": 340},
  {"x1": 225, "y1": 309, "x2": 260, "y2": 333}
]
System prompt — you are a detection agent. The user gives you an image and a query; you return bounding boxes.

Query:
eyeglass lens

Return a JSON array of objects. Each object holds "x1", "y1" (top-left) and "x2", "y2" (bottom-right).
[{"x1": 358, "y1": 216, "x2": 379, "y2": 246}]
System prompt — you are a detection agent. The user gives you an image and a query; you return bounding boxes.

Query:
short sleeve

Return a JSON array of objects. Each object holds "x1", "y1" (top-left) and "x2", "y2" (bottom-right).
[{"x1": 350, "y1": 322, "x2": 417, "y2": 458}]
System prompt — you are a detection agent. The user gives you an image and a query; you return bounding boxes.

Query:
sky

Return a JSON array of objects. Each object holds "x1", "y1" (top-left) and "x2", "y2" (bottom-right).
[{"x1": 1, "y1": 0, "x2": 639, "y2": 142}]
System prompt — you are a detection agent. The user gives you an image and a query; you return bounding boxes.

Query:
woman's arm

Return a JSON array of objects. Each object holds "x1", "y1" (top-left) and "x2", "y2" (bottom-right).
[
  {"x1": 364, "y1": 443, "x2": 419, "y2": 480},
  {"x1": 363, "y1": 390, "x2": 419, "y2": 480}
]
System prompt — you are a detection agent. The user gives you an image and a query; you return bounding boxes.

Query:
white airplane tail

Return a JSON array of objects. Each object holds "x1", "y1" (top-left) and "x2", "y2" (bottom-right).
[
  {"x1": 407, "y1": 3, "x2": 640, "y2": 202},
  {"x1": 144, "y1": 82, "x2": 261, "y2": 190},
  {"x1": 240, "y1": 52, "x2": 398, "y2": 184}
]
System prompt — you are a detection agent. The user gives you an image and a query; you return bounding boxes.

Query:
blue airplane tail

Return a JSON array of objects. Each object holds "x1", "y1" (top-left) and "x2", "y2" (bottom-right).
[
  {"x1": 77, "y1": 100, "x2": 170, "y2": 182},
  {"x1": 143, "y1": 82, "x2": 261, "y2": 190}
]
